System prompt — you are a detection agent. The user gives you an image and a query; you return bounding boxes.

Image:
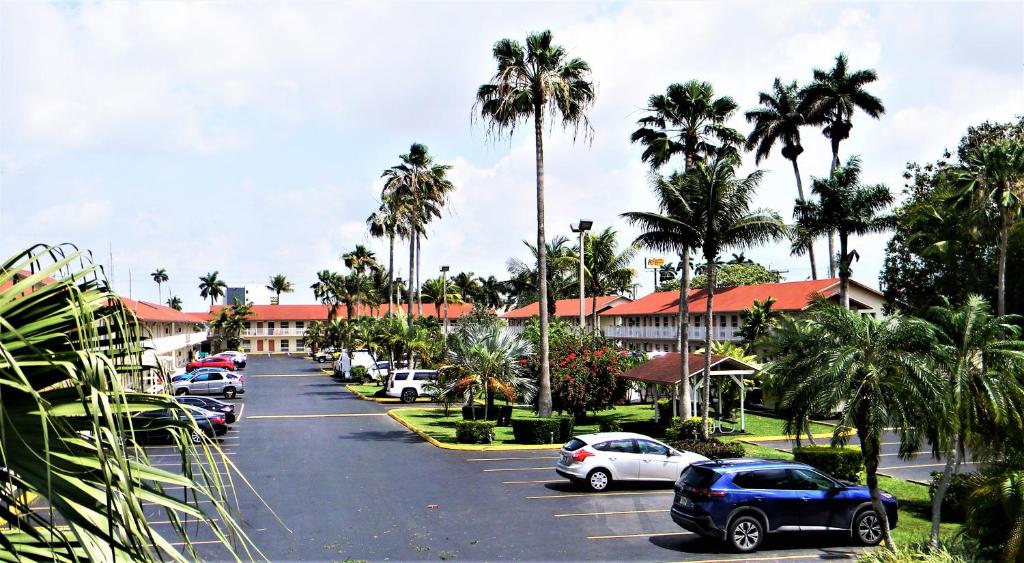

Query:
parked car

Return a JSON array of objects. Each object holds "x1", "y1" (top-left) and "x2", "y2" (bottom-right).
[
  {"x1": 173, "y1": 370, "x2": 245, "y2": 399},
  {"x1": 670, "y1": 459, "x2": 898, "y2": 552},
  {"x1": 171, "y1": 367, "x2": 229, "y2": 383},
  {"x1": 555, "y1": 432, "x2": 707, "y2": 492},
  {"x1": 187, "y1": 356, "x2": 235, "y2": 371},
  {"x1": 174, "y1": 395, "x2": 237, "y2": 423},
  {"x1": 385, "y1": 369, "x2": 438, "y2": 403},
  {"x1": 214, "y1": 350, "x2": 247, "y2": 369},
  {"x1": 131, "y1": 405, "x2": 228, "y2": 444},
  {"x1": 313, "y1": 348, "x2": 337, "y2": 363},
  {"x1": 334, "y1": 350, "x2": 387, "y2": 381}
]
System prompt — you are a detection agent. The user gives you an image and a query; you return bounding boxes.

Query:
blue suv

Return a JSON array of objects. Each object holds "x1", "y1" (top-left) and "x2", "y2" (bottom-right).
[{"x1": 671, "y1": 459, "x2": 898, "y2": 552}]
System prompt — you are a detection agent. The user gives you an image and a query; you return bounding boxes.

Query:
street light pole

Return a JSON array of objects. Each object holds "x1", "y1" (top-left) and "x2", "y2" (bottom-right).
[
  {"x1": 570, "y1": 220, "x2": 593, "y2": 332},
  {"x1": 440, "y1": 265, "x2": 450, "y2": 350}
]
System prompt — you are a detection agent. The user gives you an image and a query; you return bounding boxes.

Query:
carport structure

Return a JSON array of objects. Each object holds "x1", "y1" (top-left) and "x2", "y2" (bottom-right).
[{"x1": 622, "y1": 353, "x2": 759, "y2": 432}]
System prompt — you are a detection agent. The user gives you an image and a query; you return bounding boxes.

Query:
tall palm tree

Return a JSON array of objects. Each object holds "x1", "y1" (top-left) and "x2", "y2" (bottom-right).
[
  {"x1": 337, "y1": 272, "x2": 372, "y2": 320},
  {"x1": 166, "y1": 295, "x2": 183, "y2": 310},
  {"x1": 452, "y1": 271, "x2": 482, "y2": 303},
  {"x1": 506, "y1": 236, "x2": 577, "y2": 316},
  {"x1": 151, "y1": 268, "x2": 169, "y2": 304},
  {"x1": 304, "y1": 320, "x2": 327, "y2": 353},
  {"x1": 368, "y1": 197, "x2": 407, "y2": 314},
  {"x1": 421, "y1": 276, "x2": 465, "y2": 318},
  {"x1": 954, "y1": 140, "x2": 1024, "y2": 317},
  {"x1": 763, "y1": 302, "x2": 940, "y2": 551},
  {"x1": 799, "y1": 53, "x2": 886, "y2": 276},
  {"x1": 681, "y1": 155, "x2": 786, "y2": 436},
  {"x1": 623, "y1": 172, "x2": 703, "y2": 419},
  {"x1": 311, "y1": 270, "x2": 343, "y2": 321},
  {"x1": 475, "y1": 29, "x2": 595, "y2": 418},
  {"x1": 266, "y1": 273, "x2": 294, "y2": 304},
  {"x1": 198, "y1": 271, "x2": 227, "y2": 306},
  {"x1": 924, "y1": 296, "x2": 1024, "y2": 547},
  {"x1": 478, "y1": 275, "x2": 507, "y2": 309},
  {"x1": 794, "y1": 156, "x2": 893, "y2": 309},
  {"x1": 745, "y1": 78, "x2": 818, "y2": 279},
  {"x1": 631, "y1": 79, "x2": 743, "y2": 170},
  {"x1": 342, "y1": 244, "x2": 378, "y2": 275},
  {"x1": 573, "y1": 227, "x2": 635, "y2": 332}
]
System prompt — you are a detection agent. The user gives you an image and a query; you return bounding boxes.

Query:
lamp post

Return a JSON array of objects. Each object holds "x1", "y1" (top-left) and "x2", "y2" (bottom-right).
[
  {"x1": 570, "y1": 220, "x2": 593, "y2": 331},
  {"x1": 440, "y1": 266, "x2": 450, "y2": 349}
]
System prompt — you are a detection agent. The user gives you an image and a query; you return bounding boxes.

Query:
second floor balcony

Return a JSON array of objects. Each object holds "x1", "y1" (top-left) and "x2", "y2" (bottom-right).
[{"x1": 602, "y1": 325, "x2": 739, "y2": 341}]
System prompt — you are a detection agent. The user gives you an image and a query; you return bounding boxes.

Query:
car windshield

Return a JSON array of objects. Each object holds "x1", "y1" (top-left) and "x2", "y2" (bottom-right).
[
  {"x1": 680, "y1": 466, "x2": 721, "y2": 488},
  {"x1": 563, "y1": 438, "x2": 586, "y2": 451}
]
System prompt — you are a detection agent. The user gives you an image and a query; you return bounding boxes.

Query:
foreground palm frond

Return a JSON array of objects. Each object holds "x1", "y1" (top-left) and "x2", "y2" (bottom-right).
[{"x1": 0, "y1": 244, "x2": 262, "y2": 561}]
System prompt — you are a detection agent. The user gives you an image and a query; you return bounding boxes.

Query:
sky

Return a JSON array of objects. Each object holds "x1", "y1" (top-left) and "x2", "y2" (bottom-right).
[{"x1": 1, "y1": 1, "x2": 1021, "y2": 312}]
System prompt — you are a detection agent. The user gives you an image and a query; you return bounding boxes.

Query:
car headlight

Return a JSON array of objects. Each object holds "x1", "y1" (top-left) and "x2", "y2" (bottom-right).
[{"x1": 880, "y1": 492, "x2": 895, "y2": 500}]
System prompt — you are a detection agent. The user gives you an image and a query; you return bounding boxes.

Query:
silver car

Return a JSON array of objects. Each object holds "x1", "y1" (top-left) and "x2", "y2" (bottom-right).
[{"x1": 172, "y1": 370, "x2": 245, "y2": 399}]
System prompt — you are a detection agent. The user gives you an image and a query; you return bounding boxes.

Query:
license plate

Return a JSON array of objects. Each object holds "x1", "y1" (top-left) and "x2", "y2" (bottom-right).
[
  {"x1": 560, "y1": 454, "x2": 572, "y2": 465},
  {"x1": 678, "y1": 495, "x2": 693, "y2": 508}
]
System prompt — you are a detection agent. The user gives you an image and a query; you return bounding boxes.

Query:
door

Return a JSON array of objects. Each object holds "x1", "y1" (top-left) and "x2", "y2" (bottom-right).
[
  {"x1": 637, "y1": 439, "x2": 683, "y2": 481},
  {"x1": 788, "y1": 468, "x2": 845, "y2": 530},
  {"x1": 731, "y1": 469, "x2": 804, "y2": 530},
  {"x1": 189, "y1": 373, "x2": 210, "y2": 393},
  {"x1": 256, "y1": 339, "x2": 264, "y2": 352},
  {"x1": 206, "y1": 373, "x2": 224, "y2": 395},
  {"x1": 267, "y1": 321, "x2": 275, "y2": 335},
  {"x1": 269, "y1": 339, "x2": 275, "y2": 352},
  {"x1": 593, "y1": 439, "x2": 641, "y2": 481}
]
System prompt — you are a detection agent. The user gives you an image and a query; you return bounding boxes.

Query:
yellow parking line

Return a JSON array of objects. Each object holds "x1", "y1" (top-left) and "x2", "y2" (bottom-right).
[
  {"x1": 587, "y1": 531, "x2": 691, "y2": 540},
  {"x1": 528, "y1": 491, "x2": 673, "y2": 500},
  {"x1": 482, "y1": 466, "x2": 551, "y2": 472},
  {"x1": 247, "y1": 413, "x2": 388, "y2": 419},
  {"x1": 556, "y1": 508, "x2": 669, "y2": 518},
  {"x1": 503, "y1": 479, "x2": 563, "y2": 484},
  {"x1": 466, "y1": 456, "x2": 555, "y2": 462}
]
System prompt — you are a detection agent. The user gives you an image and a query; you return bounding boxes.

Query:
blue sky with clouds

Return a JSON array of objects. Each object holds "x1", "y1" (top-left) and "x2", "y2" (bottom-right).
[{"x1": 1, "y1": 1, "x2": 1021, "y2": 311}]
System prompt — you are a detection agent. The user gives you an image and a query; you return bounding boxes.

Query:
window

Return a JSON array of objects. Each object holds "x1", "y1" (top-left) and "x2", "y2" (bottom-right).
[
  {"x1": 412, "y1": 371, "x2": 435, "y2": 381},
  {"x1": 594, "y1": 439, "x2": 636, "y2": 454},
  {"x1": 280, "y1": 339, "x2": 289, "y2": 351},
  {"x1": 719, "y1": 316, "x2": 727, "y2": 327},
  {"x1": 680, "y1": 466, "x2": 721, "y2": 488},
  {"x1": 563, "y1": 438, "x2": 587, "y2": 451},
  {"x1": 393, "y1": 372, "x2": 409, "y2": 381},
  {"x1": 789, "y1": 469, "x2": 835, "y2": 491},
  {"x1": 732, "y1": 469, "x2": 789, "y2": 489},
  {"x1": 208, "y1": 373, "x2": 223, "y2": 381},
  {"x1": 296, "y1": 321, "x2": 305, "y2": 329},
  {"x1": 281, "y1": 321, "x2": 289, "y2": 329},
  {"x1": 654, "y1": 317, "x2": 660, "y2": 327},
  {"x1": 695, "y1": 315, "x2": 701, "y2": 327},
  {"x1": 192, "y1": 374, "x2": 209, "y2": 382},
  {"x1": 296, "y1": 339, "x2": 304, "y2": 349},
  {"x1": 638, "y1": 440, "x2": 669, "y2": 456},
  {"x1": 731, "y1": 315, "x2": 738, "y2": 328}
]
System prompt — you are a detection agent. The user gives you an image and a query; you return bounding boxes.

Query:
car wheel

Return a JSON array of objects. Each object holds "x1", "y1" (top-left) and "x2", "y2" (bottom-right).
[
  {"x1": 854, "y1": 510, "x2": 884, "y2": 546},
  {"x1": 400, "y1": 389, "x2": 417, "y2": 404},
  {"x1": 190, "y1": 430, "x2": 202, "y2": 444},
  {"x1": 586, "y1": 468, "x2": 611, "y2": 492},
  {"x1": 728, "y1": 515, "x2": 764, "y2": 553},
  {"x1": 175, "y1": 388, "x2": 188, "y2": 396},
  {"x1": 223, "y1": 387, "x2": 237, "y2": 399}
]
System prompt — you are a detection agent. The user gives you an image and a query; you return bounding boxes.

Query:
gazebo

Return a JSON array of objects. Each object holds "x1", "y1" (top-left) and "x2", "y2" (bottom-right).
[{"x1": 622, "y1": 353, "x2": 760, "y2": 432}]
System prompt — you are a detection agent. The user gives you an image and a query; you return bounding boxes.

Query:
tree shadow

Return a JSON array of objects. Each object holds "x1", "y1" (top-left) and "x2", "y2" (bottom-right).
[
  {"x1": 650, "y1": 532, "x2": 862, "y2": 557},
  {"x1": 337, "y1": 430, "x2": 423, "y2": 444}
]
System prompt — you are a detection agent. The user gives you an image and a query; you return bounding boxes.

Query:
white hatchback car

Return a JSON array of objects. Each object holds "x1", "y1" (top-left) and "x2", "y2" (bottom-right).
[
  {"x1": 555, "y1": 432, "x2": 708, "y2": 492},
  {"x1": 386, "y1": 369, "x2": 438, "y2": 403}
]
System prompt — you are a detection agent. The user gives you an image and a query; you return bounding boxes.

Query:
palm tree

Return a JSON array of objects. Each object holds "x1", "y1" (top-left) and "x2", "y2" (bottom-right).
[
  {"x1": 681, "y1": 155, "x2": 786, "y2": 436},
  {"x1": 337, "y1": 272, "x2": 372, "y2": 320},
  {"x1": 1, "y1": 245, "x2": 251, "y2": 560},
  {"x1": 506, "y1": 236, "x2": 577, "y2": 316},
  {"x1": 304, "y1": 320, "x2": 327, "y2": 353},
  {"x1": 623, "y1": 172, "x2": 703, "y2": 419},
  {"x1": 631, "y1": 80, "x2": 742, "y2": 170},
  {"x1": 446, "y1": 324, "x2": 536, "y2": 420},
  {"x1": 368, "y1": 198, "x2": 407, "y2": 313},
  {"x1": 745, "y1": 79, "x2": 817, "y2": 279},
  {"x1": 954, "y1": 140, "x2": 1024, "y2": 317},
  {"x1": 924, "y1": 295, "x2": 1024, "y2": 548},
  {"x1": 266, "y1": 273, "x2": 294, "y2": 304},
  {"x1": 737, "y1": 297, "x2": 780, "y2": 348},
  {"x1": 311, "y1": 270, "x2": 343, "y2": 321},
  {"x1": 452, "y1": 272, "x2": 482, "y2": 303},
  {"x1": 762, "y1": 302, "x2": 940, "y2": 551},
  {"x1": 198, "y1": 271, "x2": 227, "y2": 306},
  {"x1": 475, "y1": 29, "x2": 595, "y2": 418},
  {"x1": 965, "y1": 469, "x2": 1024, "y2": 561},
  {"x1": 478, "y1": 275, "x2": 507, "y2": 309},
  {"x1": 573, "y1": 227, "x2": 635, "y2": 332},
  {"x1": 342, "y1": 244, "x2": 378, "y2": 275},
  {"x1": 799, "y1": 53, "x2": 886, "y2": 276},
  {"x1": 151, "y1": 268, "x2": 169, "y2": 304},
  {"x1": 794, "y1": 156, "x2": 893, "y2": 308},
  {"x1": 166, "y1": 295, "x2": 183, "y2": 310},
  {"x1": 421, "y1": 276, "x2": 465, "y2": 318}
]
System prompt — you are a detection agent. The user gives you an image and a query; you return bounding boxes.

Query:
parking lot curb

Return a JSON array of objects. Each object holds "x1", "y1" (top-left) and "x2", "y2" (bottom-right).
[
  {"x1": 345, "y1": 384, "x2": 396, "y2": 403},
  {"x1": 387, "y1": 408, "x2": 563, "y2": 451},
  {"x1": 737, "y1": 428, "x2": 855, "y2": 443}
]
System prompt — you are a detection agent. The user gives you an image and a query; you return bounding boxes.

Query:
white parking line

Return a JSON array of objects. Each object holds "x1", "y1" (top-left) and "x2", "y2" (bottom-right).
[
  {"x1": 528, "y1": 491, "x2": 674, "y2": 500},
  {"x1": 556, "y1": 509, "x2": 669, "y2": 518},
  {"x1": 503, "y1": 479, "x2": 563, "y2": 485},
  {"x1": 466, "y1": 456, "x2": 555, "y2": 462},
  {"x1": 587, "y1": 531, "x2": 691, "y2": 540},
  {"x1": 482, "y1": 466, "x2": 551, "y2": 473}
]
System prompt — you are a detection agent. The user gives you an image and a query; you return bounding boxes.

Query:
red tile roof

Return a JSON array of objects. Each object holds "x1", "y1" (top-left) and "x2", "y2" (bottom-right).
[
  {"x1": 122, "y1": 298, "x2": 205, "y2": 324},
  {"x1": 600, "y1": 278, "x2": 882, "y2": 316},
  {"x1": 621, "y1": 353, "x2": 758, "y2": 385},
  {"x1": 207, "y1": 302, "x2": 479, "y2": 322},
  {"x1": 501, "y1": 295, "x2": 631, "y2": 319}
]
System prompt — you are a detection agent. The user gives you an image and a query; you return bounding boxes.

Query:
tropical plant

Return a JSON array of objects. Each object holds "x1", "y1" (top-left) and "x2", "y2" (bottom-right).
[
  {"x1": 737, "y1": 297, "x2": 781, "y2": 348},
  {"x1": 151, "y1": 267, "x2": 169, "y2": 305},
  {"x1": 964, "y1": 469, "x2": 1024, "y2": 561},
  {"x1": 762, "y1": 301, "x2": 941, "y2": 551},
  {"x1": 367, "y1": 198, "x2": 407, "y2": 313},
  {"x1": 303, "y1": 320, "x2": 327, "y2": 354},
  {"x1": 266, "y1": 273, "x2": 294, "y2": 303},
  {"x1": 571, "y1": 227, "x2": 635, "y2": 331},
  {"x1": 923, "y1": 295, "x2": 1024, "y2": 548},
  {"x1": 690, "y1": 262, "x2": 781, "y2": 289},
  {"x1": 446, "y1": 325, "x2": 536, "y2": 419},
  {"x1": 795, "y1": 156, "x2": 894, "y2": 308},
  {"x1": 208, "y1": 300, "x2": 253, "y2": 352},
  {"x1": 198, "y1": 270, "x2": 227, "y2": 306},
  {"x1": 475, "y1": 29, "x2": 595, "y2": 418},
  {"x1": 420, "y1": 276, "x2": 465, "y2": 318},
  {"x1": 0, "y1": 244, "x2": 256, "y2": 561},
  {"x1": 745, "y1": 78, "x2": 818, "y2": 278},
  {"x1": 166, "y1": 295, "x2": 183, "y2": 311},
  {"x1": 311, "y1": 270, "x2": 343, "y2": 320},
  {"x1": 623, "y1": 172, "x2": 703, "y2": 419},
  {"x1": 452, "y1": 271, "x2": 482, "y2": 303},
  {"x1": 506, "y1": 236, "x2": 577, "y2": 315},
  {"x1": 680, "y1": 154, "x2": 786, "y2": 437},
  {"x1": 954, "y1": 140, "x2": 1024, "y2": 317},
  {"x1": 799, "y1": 53, "x2": 886, "y2": 276},
  {"x1": 342, "y1": 244, "x2": 378, "y2": 275},
  {"x1": 477, "y1": 275, "x2": 507, "y2": 309}
]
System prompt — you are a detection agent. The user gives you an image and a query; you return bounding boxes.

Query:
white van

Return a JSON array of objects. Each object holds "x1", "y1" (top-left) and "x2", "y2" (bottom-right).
[
  {"x1": 386, "y1": 369, "x2": 438, "y2": 403},
  {"x1": 333, "y1": 349, "x2": 386, "y2": 380}
]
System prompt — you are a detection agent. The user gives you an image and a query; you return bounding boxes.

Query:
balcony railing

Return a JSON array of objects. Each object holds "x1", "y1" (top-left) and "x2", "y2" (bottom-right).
[
  {"x1": 242, "y1": 328, "x2": 307, "y2": 337},
  {"x1": 602, "y1": 325, "x2": 739, "y2": 341}
]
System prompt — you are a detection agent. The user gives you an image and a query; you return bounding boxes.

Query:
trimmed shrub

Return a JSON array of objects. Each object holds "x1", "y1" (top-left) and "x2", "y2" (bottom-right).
[
  {"x1": 511, "y1": 417, "x2": 575, "y2": 445},
  {"x1": 454, "y1": 420, "x2": 496, "y2": 444},
  {"x1": 599, "y1": 420, "x2": 622, "y2": 432},
  {"x1": 793, "y1": 446, "x2": 863, "y2": 481},
  {"x1": 350, "y1": 365, "x2": 369, "y2": 383},
  {"x1": 619, "y1": 420, "x2": 664, "y2": 436},
  {"x1": 666, "y1": 417, "x2": 713, "y2": 442},
  {"x1": 656, "y1": 399, "x2": 672, "y2": 425},
  {"x1": 461, "y1": 404, "x2": 514, "y2": 426},
  {"x1": 673, "y1": 438, "x2": 745, "y2": 459},
  {"x1": 928, "y1": 471, "x2": 983, "y2": 522}
]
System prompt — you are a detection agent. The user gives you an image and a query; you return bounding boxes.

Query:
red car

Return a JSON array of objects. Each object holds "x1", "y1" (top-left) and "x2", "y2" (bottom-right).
[{"x1": 186, "y1": 356, "x2": 235, "y2": 371}]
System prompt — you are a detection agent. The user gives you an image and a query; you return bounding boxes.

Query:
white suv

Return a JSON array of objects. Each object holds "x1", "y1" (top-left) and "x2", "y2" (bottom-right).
[
  {"x1": 555, "y1": 432, "x2": 707, "y2": 492},
  {"x1": 386, "y1": 369, "x2": 437, "y2": 403}
]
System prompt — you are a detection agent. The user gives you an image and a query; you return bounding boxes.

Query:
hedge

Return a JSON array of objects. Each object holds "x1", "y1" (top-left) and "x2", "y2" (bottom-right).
[
  {"x1": 598, "y1": 420, "x2": 622, "y2": 432},
  {"x1": 665, "y1": 417, "x2": 713, "y2": 442},
  {"x1": 793, "y1": 446, "x2": 863, "y2": 481},
  {"x1": 454, "y1": 420, "x2": 496, "y2": 444},
  {"x1": 656, "y1": 399, "x2": 672, "y2": 425},
  {"x1": 511, "y1": 417, "x2": 575, "y2": 445},
  {"x1": 672, "y1": 438, "x2": 745, "y2": 459},
  {"x1": 928, "y1": 471, "x2": 982, "y2": 522},
  {"x1": 461, "y1": 404, "x2": 514, "y2": 426}
]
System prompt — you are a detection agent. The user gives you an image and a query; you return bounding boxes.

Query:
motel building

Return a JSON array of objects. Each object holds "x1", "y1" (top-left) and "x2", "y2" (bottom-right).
[
  {"x1": 122, "y1": 298, "x2": 209, "y2": 387},
  {"x1": 208, "y1": 303, "x2": 477, "y2": 354},
  {"x1": 599, "y1": 278, "x2": 886, "y2": 354},
  {"x1": 501, "y1": 295, "x2": 633, "y2": 333}
]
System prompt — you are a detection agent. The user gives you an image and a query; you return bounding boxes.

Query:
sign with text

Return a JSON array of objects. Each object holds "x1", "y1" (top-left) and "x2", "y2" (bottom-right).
[{"x1": 645, "y1": 257, "x2": 665, "y2": 268}]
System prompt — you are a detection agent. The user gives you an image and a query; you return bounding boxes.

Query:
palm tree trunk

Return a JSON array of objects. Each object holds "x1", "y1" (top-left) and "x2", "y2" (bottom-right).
[
  {"x1": 828, "y1": 124, "x2": 841, "y2": 279},
  {"x1": 416, "y1": 234, "x2": 423, "y2": 317},
  {"x1": 534, "y1": 102, "x2": 553, "y2": 418},
  {"x1": 998, "y1": 207, "x2": 1010, "y2": 317},
  {"x1": 701, "y1": 259, "x2": 715, "y2": 440},
  {"x1": 840, "y1": 233, "x2": 850, "y2": 309},
  {"x1": 791, "y1": 157, "x2": 818, "y2": 280},
  {"x1": 861, "y1": 428, "x2": 895, "y2": 550},
  {"x1": 388, "y1": 233, "x2": 395, "y2": 314},
  {"x1": 678, "y1": 248, "x2": 692, "y2": 420},
  {"x1": 407, "y1": 235, "x2": 415, "y2": 367},
  {"x1": 930, "y1": 432, "x2": 961, "y2": 549}
]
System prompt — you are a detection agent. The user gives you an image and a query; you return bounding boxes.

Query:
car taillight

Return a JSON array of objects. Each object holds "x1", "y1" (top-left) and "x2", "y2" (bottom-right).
[
  {"x1": 211, "y1": 416, "x2": 225, "y2": 424},
  {"x1": 572, "y1": 449, "x2": 594, "y2": 463},
  {"x1": 239, "y1": 376, "x2": 245, "y2": 383},
  {"x1": 686, "y1": 486, "x2": 726, "y2": 498}
]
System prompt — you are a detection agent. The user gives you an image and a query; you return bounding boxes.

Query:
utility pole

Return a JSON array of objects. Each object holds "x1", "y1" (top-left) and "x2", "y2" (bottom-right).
[
  {"x1": 440, "y1": 265, "x2": 450, "y2": 351},
  {"x1": 570, "y1": 220, "x2": 593, "y2": 331}
]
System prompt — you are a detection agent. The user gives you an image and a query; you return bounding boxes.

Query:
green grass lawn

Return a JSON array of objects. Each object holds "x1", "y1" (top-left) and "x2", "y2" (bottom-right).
[
  {"x1": 716, "y1": 414, "x2": 834, "y2": 441},
  {"x1": 346, "y1": 383, "x2": 385, "y2": 398}
]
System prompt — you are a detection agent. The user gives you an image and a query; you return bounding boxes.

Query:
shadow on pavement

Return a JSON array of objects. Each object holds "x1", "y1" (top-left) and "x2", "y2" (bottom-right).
[
  {"x1": 650, "y1": 532, "x2": 861, "y2": 557},
  {"x1": 337, "y1": 430, "x2": 423, "y2": 444},
  {"x1": 542, "y1": 480, "x2": 674, "y2": 493}
]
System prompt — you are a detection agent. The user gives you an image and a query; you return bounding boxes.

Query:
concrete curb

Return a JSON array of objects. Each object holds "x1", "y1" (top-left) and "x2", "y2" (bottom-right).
[
  {"x1": 386, "y1": 407, "x2": 563, "y2": 452},
  {"x1": 344, "y1": 384, "x2": 437, "y2": 405},
  {"x1": 737, "y1": 429, "x2": 854, "y2": 443}
]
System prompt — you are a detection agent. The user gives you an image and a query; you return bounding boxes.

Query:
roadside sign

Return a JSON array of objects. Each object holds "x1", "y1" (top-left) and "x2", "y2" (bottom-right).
[{"x1": 645, "y1": 257, "x2": 665, "y2": 268}]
